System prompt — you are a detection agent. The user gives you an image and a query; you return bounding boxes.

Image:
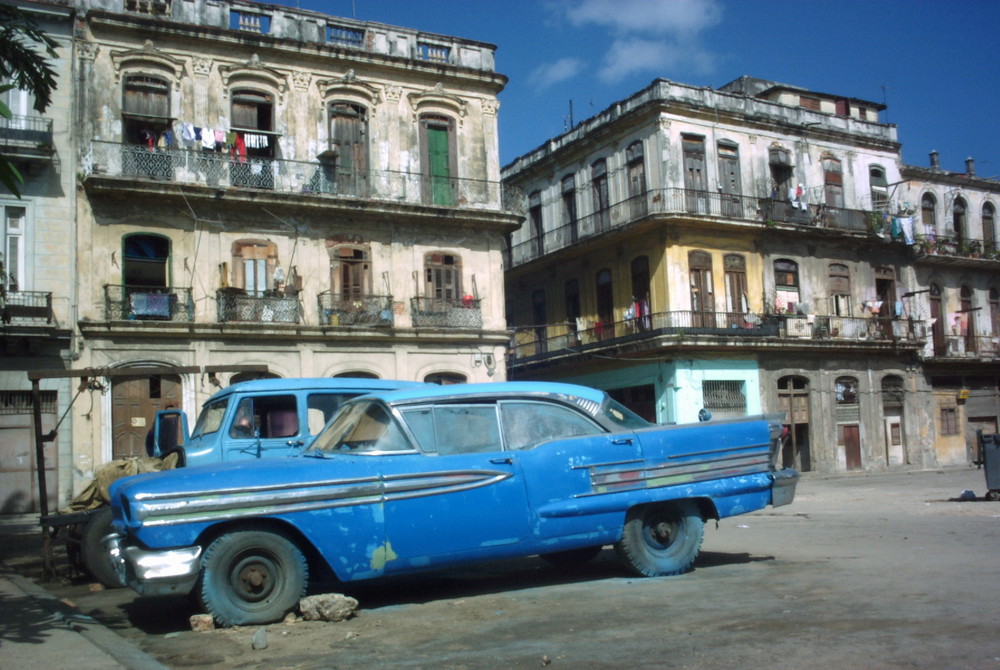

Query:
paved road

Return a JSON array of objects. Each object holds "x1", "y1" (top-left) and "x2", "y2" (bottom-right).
[{"x1": 4, "y1": 467, "x2": 1000, "y2": 669}]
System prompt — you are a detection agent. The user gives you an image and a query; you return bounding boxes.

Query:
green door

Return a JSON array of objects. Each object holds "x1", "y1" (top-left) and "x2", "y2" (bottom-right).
[{"x1": 427, "y1": 125, "x2": 453, "y2": 206}]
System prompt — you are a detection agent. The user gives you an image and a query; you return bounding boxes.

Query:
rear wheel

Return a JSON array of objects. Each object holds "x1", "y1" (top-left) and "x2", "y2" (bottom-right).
[
  {"x1": 614, "y1": 501, "x2": 704, "y2": 577},
  {"x1": 198, "y1": 529, "x2": 308, "y2": 627}
]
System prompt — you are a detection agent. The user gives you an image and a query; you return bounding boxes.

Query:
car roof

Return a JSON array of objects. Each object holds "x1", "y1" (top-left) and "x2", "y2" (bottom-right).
[
  {"x1": 206, "y1": 377, "x2": 426, "y2": 402},
  {"x1": 359, "y1": 381, "x2": 609, "y2": 407}
]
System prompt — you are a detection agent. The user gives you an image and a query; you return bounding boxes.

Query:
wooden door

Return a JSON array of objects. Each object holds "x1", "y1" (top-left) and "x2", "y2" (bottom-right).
[
  {"x1": 111, "y1": 375, "x2": 181, "y2": 459},
  {"x1": 843, "y1": 424, "x2": 862, "y2": 470}
]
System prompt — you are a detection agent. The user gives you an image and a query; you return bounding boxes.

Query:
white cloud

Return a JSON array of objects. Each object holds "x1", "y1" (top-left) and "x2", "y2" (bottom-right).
[
  {"x1": 529, "y1": 57, "x2": 586, "y2": 90},
  {"x1": 597, "y1": 37, "x2": 716, "y2": 83},
  {"x1": 567, "y1": 0, "x2": 722, "y2": 37}
]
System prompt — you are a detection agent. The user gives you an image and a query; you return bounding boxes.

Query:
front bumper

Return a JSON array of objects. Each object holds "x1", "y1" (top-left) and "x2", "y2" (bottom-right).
[
  {"x1": 770, "y1": 468, "x2": 799, "y2": 507},
  {"x1": 104, "y1": 533, "x2": 203, "y2": 596}
]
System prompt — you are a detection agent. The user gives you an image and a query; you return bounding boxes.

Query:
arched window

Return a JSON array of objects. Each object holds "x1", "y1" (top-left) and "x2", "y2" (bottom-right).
[
  {"x1": 921, "y1": 193, "x2": 937, "y2": 234},
  {"x1": 562, "y1": 174, "x2": 578, "y2": 243},
  {"x1": 822, "y1": 157, "x2": 843, "y2": 208},
  {"x1": 952, "y1": 197, "x2": 967, "y2": 243},
  {"x1": 724, "y1": 254, "x2": 747, "y2": 316},
  {"x1": 689, "y1": 251, "x2": 714, "y2": 326},
  {"x1": 595, "y1": 268, "x2": 613, "y2": 332},
  {"x1": 231, "y1": 88, "x2": 274, "y2": 157},
  {"x1": 983, "y1": 203, "x2": 996, "y2": 255},
  {"x1": 591, "y1": 158, "x2": 609, "y2": 231},
  {"x1": 869, "y1": 165, "x2": 889, "y2": 211},
  {"x1": 627, "y1": 141, "x2": 647, "y2": 217},
  {"x1": 828, "y1": 263, "x2": 851, "y2": 316},
  {"x1": 773, "y1": 259, "x2": 799, "y2": 313},
  {"x1": 425, "y1": 372, "x2": 466, "y2": 385}
]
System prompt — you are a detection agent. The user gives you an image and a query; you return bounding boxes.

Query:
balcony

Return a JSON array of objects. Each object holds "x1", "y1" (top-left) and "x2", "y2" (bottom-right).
[
  {"x1": 216, "y1": 288, "x2": 300, "y2": 324},
  {"x1": 506, "y1": 188, "x2": 876, "y2": 268},
  {"x1": 2, "y1": 290, "x2": 53, "y2": 325},
  {"x1": 84, "y1": 142, "x2": 520, "y2": 213},
  {"x1": 911, "y1": 235, "x2": 1000, "y2": 264},
  {"x1": 511, "y1": 311, "x2": 926, "y2": 360},
  {"x1": 930, "y1": 334, "x2": 1000, "y2": 361},
  {"x1": 512, "y1": 310, "x2": 779, "y2": 359},
  {"x1": 411, "y1": 297, "x2": 482, "y2": 328},
  {"x1": 0, "y1": 115, "x2": 54, "y2": 163},
  {"x1": 317, "y1": 292, "x2": 394, "y2": 327},
  {"x1": 104, "y1": 285, "x2": 194, "y2": 321}
]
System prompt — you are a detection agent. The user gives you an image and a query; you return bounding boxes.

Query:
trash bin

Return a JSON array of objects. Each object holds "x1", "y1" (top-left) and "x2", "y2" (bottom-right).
[{"x1": 978, "y1": 431, "x2": 1000, "y2": 501}]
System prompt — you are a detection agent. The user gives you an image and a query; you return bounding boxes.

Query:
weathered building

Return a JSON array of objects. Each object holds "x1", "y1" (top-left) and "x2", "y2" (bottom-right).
[
  {"x1": 1, "y1": 0, "x2": 76, "y2": 513},
  {"x1": 35, "y1": 0, "x2": 519, "y2": 505},
  {"x1": 501, "y1": 76, "x2": 998, "y2": 474}
]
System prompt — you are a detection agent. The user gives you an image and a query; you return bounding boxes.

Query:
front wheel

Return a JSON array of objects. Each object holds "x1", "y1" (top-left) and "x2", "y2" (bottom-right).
[
  {"x1": 198, "y1": 529, "x2": 308, "y2": 627},
  {"x1": 614, "y1": 501, "x2": 704, "y2": 577}
]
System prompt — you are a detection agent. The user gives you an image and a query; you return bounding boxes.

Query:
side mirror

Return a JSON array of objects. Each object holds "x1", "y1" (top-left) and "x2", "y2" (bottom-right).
[{"x1": 698, "y1": 409, "x2": 712, "y2": 422}]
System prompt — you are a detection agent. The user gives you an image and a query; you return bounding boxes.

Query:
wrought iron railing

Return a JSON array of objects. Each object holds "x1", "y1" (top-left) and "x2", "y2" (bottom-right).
[
  {"x1": 511, "y1": 310, "x2": 927, "y2": 359},
  {"x1": 410, "y1": 296, "x2": 482, "y2": 328},
  {"x1": 103, "y1": 284, "x2": 193, "y2": 321},
  {"x1": 317, "y1": 292, "x2": 394, "y2": 327},
  {"x1": 84, "y1": 141, "x2": 522, "y2": 213},
  {"x1": 1, "y1": 290, "x2": 52, "y2": 324},
  {"x1": 911, "y1": 235, "x2": 1000, "y2": 261},
  {"x1": 511, "y1": 310, "x2": 779, "y2": 358},
  {"x1": 216, "y1": 289, "x2": 300, "y2": 324},
  {"x1": 931, "y1": 334, "x2": 1000, "y2": 359},
  {"x1": 0, "y1": 115, "x2": 53, "y2": 148},
  {"x1": 506, "y1": 188, "x2": 877, "y2": 267}
]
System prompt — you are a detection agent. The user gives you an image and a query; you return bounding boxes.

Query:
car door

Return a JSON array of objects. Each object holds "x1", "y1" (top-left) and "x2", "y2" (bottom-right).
[
  {"x1": 500, "y1": 399, "x2": 643, "y2": 541},
  {"x1": 382, "y1": 402, "x2": 532, "y2": 572}
]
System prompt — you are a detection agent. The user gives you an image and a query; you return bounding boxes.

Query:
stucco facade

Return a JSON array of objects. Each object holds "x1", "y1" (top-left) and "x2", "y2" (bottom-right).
[{"x1": 502, "y1": 76, "x2": 1000, "y2": 475}]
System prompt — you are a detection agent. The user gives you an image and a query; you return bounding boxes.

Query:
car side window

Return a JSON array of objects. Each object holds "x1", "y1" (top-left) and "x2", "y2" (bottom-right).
[
  {"x1": 229, "y1": 395, "x2": 299, "y2": 439},
  {"x1": 306, "y1": 393, "x2": 354, "y2": 435},
  {"x1": 499, "y1": 400, "x2": 603, "y2": 450},
  {"x1": 401, "y1": 405, "x2": 502, "y2": 455}
]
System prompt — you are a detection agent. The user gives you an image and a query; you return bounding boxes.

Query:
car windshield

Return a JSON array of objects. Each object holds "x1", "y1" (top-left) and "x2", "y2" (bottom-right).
[
  {"x1": 191, "y1": 398, "x2": 228, "y2": 439},
  {"x1": 601, "y1": 398, "x2": 652, "y2": 429},
  {"x1": 307, "y1": 400, "x2": 411, "y2": 453}
]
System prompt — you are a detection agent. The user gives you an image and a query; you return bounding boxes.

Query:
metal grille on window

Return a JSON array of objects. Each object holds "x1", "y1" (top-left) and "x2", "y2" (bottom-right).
[
  {"x1": 702, "y1": 380, "x2": 746, "y2": 419},
  {"x1": 0, "y1": 391, "x2": 57, "y2": 415}
]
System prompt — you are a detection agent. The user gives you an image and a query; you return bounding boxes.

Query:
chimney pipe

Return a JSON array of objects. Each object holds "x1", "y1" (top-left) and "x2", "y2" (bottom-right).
[
  {"x1": 929, "y1": 150, "x2": 939, "y2": 169},
  {"x1": 965, "y1": 157, "x2": 975, "y2": 177}
]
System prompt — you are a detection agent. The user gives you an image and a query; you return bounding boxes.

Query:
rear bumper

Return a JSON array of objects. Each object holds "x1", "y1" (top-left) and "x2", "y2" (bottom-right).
[
  {"x1": 105, "y1": 533, "x2": 202, "y2": 596},
  {"x1": 770, "y1": 469, "x2": 799, "y2": 507}
]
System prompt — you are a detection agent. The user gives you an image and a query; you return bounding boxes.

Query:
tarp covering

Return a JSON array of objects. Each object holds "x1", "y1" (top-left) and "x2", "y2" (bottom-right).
[{"x1": 64, "y1": 452, "x2": 181, "y2": 512}]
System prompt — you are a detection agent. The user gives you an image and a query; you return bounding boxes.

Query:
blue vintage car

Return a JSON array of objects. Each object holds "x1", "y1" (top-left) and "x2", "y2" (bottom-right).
[{"x1": 107, "y1": 381, "x2": 798, "y2": 626}]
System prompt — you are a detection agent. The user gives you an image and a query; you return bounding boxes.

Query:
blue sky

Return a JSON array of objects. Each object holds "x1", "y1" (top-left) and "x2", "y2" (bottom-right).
[{"x1": 274, "y1": 0, "x2": 1000, "y2": 176}]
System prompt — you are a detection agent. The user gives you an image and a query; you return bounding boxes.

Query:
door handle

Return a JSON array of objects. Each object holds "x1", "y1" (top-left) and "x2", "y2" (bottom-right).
[
  {"x1": 489, "y1": 457, "x2": 514, "y2": 465},
  {"x1": 286, "y1": 439, "x2": 305, "y2": 447},
  {"x1": 611, "y1": 437, "x2": 633, "y2": 445}
]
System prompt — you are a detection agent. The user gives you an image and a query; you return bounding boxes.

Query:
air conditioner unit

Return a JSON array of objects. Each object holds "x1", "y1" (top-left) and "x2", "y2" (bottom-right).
[
  {"x1": 946, "y1": 336, "x2": 965, "y2": 355},
  {"x1": 785, "y1": 317, "x2": 812, "y2": 338}
]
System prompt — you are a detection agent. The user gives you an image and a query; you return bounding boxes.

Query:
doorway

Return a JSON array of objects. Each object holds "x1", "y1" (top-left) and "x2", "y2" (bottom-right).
[{"x1": 111, "y1": 374, "x2": 181, "y2": 459}]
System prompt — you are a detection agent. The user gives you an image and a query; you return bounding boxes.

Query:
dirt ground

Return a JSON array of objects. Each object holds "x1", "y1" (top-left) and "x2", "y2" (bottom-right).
[{"x1": 3, "y1": 466, "x2": 1000, "y2": 669}]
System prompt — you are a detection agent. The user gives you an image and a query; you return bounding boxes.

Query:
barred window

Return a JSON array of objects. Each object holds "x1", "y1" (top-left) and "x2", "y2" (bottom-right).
[
  {"x1": 702, "y1": 380, "x2": 746, "y2": 418},
  {"x1": 0, "y1": 390, "x2": 56, "y2": 414}
]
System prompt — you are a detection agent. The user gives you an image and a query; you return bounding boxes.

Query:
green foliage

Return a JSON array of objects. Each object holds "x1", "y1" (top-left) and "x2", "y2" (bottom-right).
[{"x1": 0, "y1": 6, "x2": 59, "y2": 197}]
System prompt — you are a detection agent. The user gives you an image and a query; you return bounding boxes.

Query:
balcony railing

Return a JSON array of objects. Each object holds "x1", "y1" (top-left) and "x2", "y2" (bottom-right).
[
  {"x1": 1, "y1": 290, "x2": 53, "y2": 325},
  {"x1": 104, "y1": 285, "x2": 193, "y2": 321},
  {"x1": 317, "y1": 292, "x2": 394, "y2": 327},
  {"x1": 84, "y1": 141, "x2": 520, "y2": 213},
  {"x1": 512, "y1": 310, "x2": 779, "y2": 358},
  {"x1": 216, "y1": 289, "x2": 300, "y2": 324},
  {"x1": 511, "y1": 311, "x2": 926, "y2": 359},
  {"x1": 507, "y1": 188, "x2": 876, "y2": 267},
  {"x1": 0, "y1": 115, "x2": 54, "y2": 149},
  {"x1": 411, "y1": 296, "x2": 482, "y2": 328},
  {"x1": 911, "y1": 235, "x2": 1000, "y2": 261},
  {"x1": 932, "y1": 334, "x2": 1000, "y2": 360}
]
